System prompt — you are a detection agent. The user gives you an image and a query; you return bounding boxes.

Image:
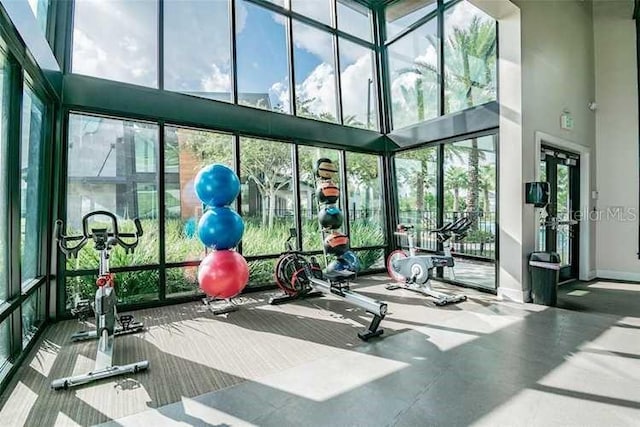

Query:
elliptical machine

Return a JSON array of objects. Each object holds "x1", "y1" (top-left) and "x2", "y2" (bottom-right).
[
  {"x1": 52, "y1": 211, "x2": 149, "y2": 390},
  {"x1": 386, "y1": 214, "x2": 478, "y2": 306}
]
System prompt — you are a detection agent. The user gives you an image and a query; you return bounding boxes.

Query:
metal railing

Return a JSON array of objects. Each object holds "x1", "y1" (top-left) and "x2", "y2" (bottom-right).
[{"x1": 397, "y1": 210, "x2": 496, "y2": 260}]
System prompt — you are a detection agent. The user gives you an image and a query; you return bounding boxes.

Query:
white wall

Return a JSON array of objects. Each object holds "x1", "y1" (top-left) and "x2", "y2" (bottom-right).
[
  {"x1": 472, "y1": 0, "x2": 598, "y2": 300},
  {"x1": 593, "y1": 0, "x2": 640, "y2": 281}
]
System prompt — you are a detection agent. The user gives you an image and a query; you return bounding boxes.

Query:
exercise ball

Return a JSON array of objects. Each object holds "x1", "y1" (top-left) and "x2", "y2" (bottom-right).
[
  {"x1": 314, "y1": 158, "x2": 338, "y2": 179},
  {"x1": 318, "y1": 205, "x2": 343, "y2": 230},
  {"x1": 326, "y1": 258, "x2": 351, "y2": 275},
  {"x1": 323, "y1": 232, "x2": 349, "y2": 255},
  {"x1": 198, "y1": 250, "x2": 249, "y2": 299},
  {"x1": 198, "y1": 207, "x2": 244, "y2": 249},
  {"x1": 316, "y1": 181, "x2": 340, "y2": 204},
  {"x1": 194, "y1": 163, "x2": 240, "y2": 207},
  {"x1": 340, "y1": 250, "x2": 360, "y2": 272}
]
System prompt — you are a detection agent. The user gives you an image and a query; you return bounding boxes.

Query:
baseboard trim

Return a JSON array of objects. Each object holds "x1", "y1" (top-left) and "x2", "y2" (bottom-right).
[
  {"x1": 497, "y1": 286, "x2": 530, "y2": 303},
  {"x1": 588, "y1": 270, "x2": 597, "y2": 281},
  {"x1": 595, "y1": 270, "x2": 640, "y2": 282}
]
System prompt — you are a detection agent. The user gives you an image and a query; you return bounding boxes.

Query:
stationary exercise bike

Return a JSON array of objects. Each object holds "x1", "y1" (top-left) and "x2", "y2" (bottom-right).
[
  {"x1": 51, "y1": 210, "x2": 149, "y2": 390},
  {"x1": 272, "y1": 228, "x2": 388, "y2": 341},
  {"x1": 386, "y1": 214, "x2": 478, "y2": 306}
]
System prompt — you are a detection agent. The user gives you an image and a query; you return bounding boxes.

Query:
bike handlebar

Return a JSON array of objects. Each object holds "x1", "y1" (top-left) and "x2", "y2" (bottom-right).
[{"x1": 56, "y1": 211, "x2": 144, "y2": 257}]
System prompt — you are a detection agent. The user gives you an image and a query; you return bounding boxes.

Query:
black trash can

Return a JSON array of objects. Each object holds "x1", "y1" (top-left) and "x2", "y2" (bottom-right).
[{"x1": 529, "y1": 252, "x2": 561, "y2": 306}]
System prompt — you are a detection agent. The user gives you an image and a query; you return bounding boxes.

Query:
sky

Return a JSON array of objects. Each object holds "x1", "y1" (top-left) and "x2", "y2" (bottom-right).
[
  {"x1": 70, "y1": 0, "x2": 490, "y2": 128},
  {"x1": 72, "y1": 0, "x2": 376, "y2": 125}
]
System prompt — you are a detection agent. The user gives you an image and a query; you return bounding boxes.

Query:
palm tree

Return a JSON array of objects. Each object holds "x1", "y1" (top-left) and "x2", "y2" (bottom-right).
[
  {"x1": 395, "y1": 13, "x2": 496, "y2": 220},
  {"x1": 445, "y1": 166, "x2": 468, "y2": 213},
  {"x1": 478, "y1": 164, "x2": 496, "y2": 213}
]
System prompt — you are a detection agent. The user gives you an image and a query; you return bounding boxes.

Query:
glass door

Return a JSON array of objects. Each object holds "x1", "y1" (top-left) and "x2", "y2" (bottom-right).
[{"x1": 539, "y1": 147, "x2": 580, "y2": 281}]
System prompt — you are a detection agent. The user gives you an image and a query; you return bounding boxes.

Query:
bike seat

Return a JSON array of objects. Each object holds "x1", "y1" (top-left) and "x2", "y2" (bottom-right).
[
  {"x1": 397, "y1": 224, "x2": 414, "y2": 231},
  {"x1": 324, "y1": 269, "x2": 356, "y2": 281}
]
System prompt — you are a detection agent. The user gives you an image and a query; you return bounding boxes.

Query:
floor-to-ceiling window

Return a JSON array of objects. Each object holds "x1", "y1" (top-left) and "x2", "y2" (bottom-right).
[
  {"x1": 65, "y1": 113, "x2": 160, "y2": 304},
  {"x1": 394, "y1": 132, "x2": 497, "y2": 290}
]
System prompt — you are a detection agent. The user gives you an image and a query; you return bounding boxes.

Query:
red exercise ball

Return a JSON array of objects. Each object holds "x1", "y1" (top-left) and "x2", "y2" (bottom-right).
[{"x1": 198, "y1": 250, "x2": 249, "y2": 299}]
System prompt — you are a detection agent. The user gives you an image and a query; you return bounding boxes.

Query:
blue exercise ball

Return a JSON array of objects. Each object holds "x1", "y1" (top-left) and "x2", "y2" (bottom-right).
[
  {"x1": 194, "y1": 164, "x2": 240, "y2": 207},
  {"x1": 197, "y1": 207, "x2": 245, "y2": 250},
  {"x1": 340, "y1": 250, "x2": 361, "y2": 272}
]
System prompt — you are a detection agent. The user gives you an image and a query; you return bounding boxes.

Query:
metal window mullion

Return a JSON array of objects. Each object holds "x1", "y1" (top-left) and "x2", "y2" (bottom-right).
[
  {"x1": 381, "y1": 154, "x2": 397, "y2": 256},
  {"x1": 231, "y1": 0, "x2": 239, "y2": 104},
  {"x1": 334, "y1": 34, "x2": 343, "y2": 125},
  {"x1": 339, "y1": 150, "x2": 350, "y2": 238},
  {"x1": 288, "y1": 13, "x2": 297, "y2": 115},
  {"x1": 56, "y1": 110, "x2": 71, "y2": 317},
  {"x1": 292, "y1": 145, "x2": 303, "y2": 250},
  {"x1": 158, "y1": 0, "x2": 164, "y2": 90},
  {"x1": 158, "y1": 121, "x2": 166, "y2": 300},
  {"x1": 6, "y1": 55, "x2": 24, "y2": 360},
  {"x1": 235, "y1": 134, "x2": 243, "y2": 254},
  {"x1": 375, "y1": 5, "x2": 392, "y2": 133},
  {"x1": 438, "y1": 0, "x2": 445, "y2": 117}
]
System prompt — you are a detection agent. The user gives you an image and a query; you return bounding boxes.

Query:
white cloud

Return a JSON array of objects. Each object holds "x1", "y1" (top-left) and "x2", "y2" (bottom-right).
[
  {"x1": 269, "y1": 81, "x2": 290, "y2": 113},
  {"x1": 295, "y1": 62, "x2": 336, "y2": 118},
  {"x1": 292, "y1": 21, "x2": 334, "y2": 65},
  {"x1": 340, "y1": 53, "x2": 374, "y2": 124},
  {"x1": 202, "y1": 63, "x2": 232, "y2": 93}
]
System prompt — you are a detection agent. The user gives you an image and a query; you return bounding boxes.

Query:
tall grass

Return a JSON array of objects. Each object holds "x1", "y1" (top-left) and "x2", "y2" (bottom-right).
[{"x1": 63, "y1": 217, "x2": 387, "y2": 308}]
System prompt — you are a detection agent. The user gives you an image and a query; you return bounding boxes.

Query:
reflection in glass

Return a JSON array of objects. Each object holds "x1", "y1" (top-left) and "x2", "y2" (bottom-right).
[
  {"x1": 166, "y1": 266, "x2": 200, "y2": 297},
  {"x1": 339, "y1": 39, "x2": 377, "y2": 130},
  {"x1": 394, "y1": 146, "x2": 438, "y2": 250},
  {"x1": 443, "y1": 135, "x2": 496, "y2": 289},
  {"x1": 236, "y1": 1, "x2": 290, "y2": 112},
  {"x1": 293, "y1": 21, "x2": 338, "y2": 122},
  {"x1": 346, "y1": 152, "x2": 384, "y2": 247},
  {"x1": 20, "y1": 85, "x2": 45, "y2": 285},
  {"x1": 291, "y1": 0, "x2": 332, "y2": 26},
  {"x1": 0, "y1": 319, "x2": 9, "y2": 381},
  {"x1": 0, "y1": 53, "x2": 8, "y2": 303},
  {"x1": 385, "y1": 0, "x2": 436, "y2": 41},
  {"x1": 27, "y1": 0, "x2": 49, "y2": 34},
  {"x1": 248, "y1": 259, "x2": 277, "y2": 287},
  {"x1": 164, "y1": 0, "x2": 232, "y2": 102},
  {"x1": 337, "y1": 0, "x2": 371, "y2": 42},
  {"x1": 66, "y1": 113, "x2": 159, "y2": 269},
  {"x1": 239, "y1": 137, "x2": 294, "y2": 256},
  {"x1": 22, "y1": 288, "x2": 45, "y2": 349},
  {"x1": 164, "y1": 126, "x2": 233, "y2": 263},
  {"x1": 298, "y1": 145, "x2": 341, "y2": 251},
  {"x1": 388, "y1": 19, "x2": 439, "y2": 129},
  {"x1": 444, "y1": 1, "x2": 496, "y2": 113},
  {"x1": 72, "y1": 0, "x2": 158, "y2": 88}
]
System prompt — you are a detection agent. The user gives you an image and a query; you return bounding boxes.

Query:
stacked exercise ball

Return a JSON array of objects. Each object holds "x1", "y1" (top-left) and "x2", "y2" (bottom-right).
[
  {"x1": 314, "y1": 158, "x2": 359, "y2": 273},
  {"x1": 194, "y1": 164, "x2": 249, "y2": 299}
]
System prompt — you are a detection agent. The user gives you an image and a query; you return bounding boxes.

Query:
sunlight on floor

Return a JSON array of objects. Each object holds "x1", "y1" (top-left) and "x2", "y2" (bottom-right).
[
  {"x1": 28, "y1": 341, "x2": 60, "y2": 377},
  {"x1": 588, "y1": 282, "x2": 640, "y2": 291},
  {"x1": 55, "y1": 411, "x2": 83, "y2": 426},
  {"x1": 0, "y1": 381, "x2": 38, "y2": 426},
  {"x1": 566, "y1": 289, "x2": 590, "y2": 296},
  {"x1": 182, "y1": 396, "x2": 257, "y2": 427},
  {"x1": 256, "y1": 303, "x2": 359, "y2": 326},
  {"x1": 472, "y1": 387, "x2": 640, "y2": 427},
  {"x1": 76, "y1": 376, "x2": 153, "y2": 420},
  {"x1": 255, "y1": 351, "x2": 409, "y2": 402}
]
